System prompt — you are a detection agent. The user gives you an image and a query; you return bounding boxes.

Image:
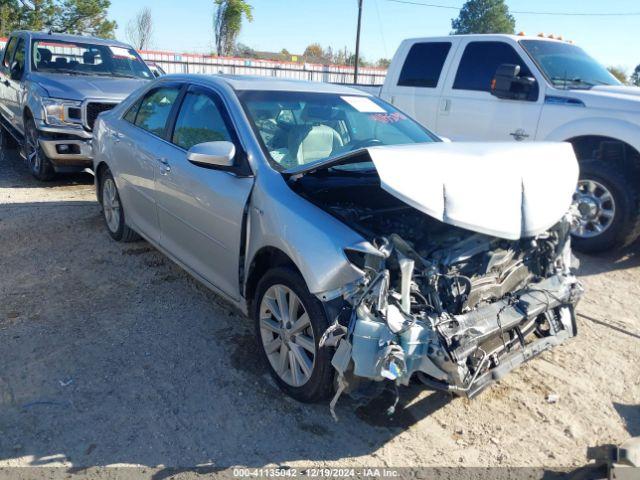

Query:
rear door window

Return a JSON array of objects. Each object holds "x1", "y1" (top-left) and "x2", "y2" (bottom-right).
[
  {"x1": 134, "y1": 87, "x2": 181, "y2": 137},
  {"x1": 453, "y1": 41, "x2": 535, "y2": 93},
  {"x1": 397, "y1": 42, "x2": 451, "y2": 88}
]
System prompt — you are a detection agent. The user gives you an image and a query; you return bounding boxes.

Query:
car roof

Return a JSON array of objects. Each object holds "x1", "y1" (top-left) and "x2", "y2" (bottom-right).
[
  {"x1": 401, "y1": 33, "x2": 567, "y2": 43},
  {"x1": 161, "y1": 74, "x2": 372, "y2": 96},
  {"x1": 12, "y1": 30, "x2": 133, "y2": 48}
]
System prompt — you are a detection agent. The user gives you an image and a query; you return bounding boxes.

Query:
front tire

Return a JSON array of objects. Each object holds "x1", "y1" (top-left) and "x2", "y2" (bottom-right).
[
  {"x1": 99, "y1": 168, "x2": 139, "y2": 242},
  {"x1": 571, "y1": 160, "x2": 640, "y2": 253},
  {"x1": 24, "y1": 118, "x2": 55, "y2": 181},
  {"x1": 253, "y1": 267, "x2": 334, "y2": 403}
]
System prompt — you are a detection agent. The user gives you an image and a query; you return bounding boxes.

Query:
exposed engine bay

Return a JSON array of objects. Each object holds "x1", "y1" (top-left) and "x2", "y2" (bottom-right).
[{"x1": 290, "y1": 164, "x2": 583, "y2": 418}]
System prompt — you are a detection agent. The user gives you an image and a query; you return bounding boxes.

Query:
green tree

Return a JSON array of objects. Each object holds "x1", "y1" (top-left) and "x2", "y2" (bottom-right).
[
  {"x1": 607, "y1": 66, "x2": 628, "y2": 84},
  {"x1": 376, "y1": 58, "x2": 390, "y2": 68},
  {"x1": 214, "y1": 0, "x2": 253, "y2": 56},
  {"x1": 4, "y1": 0, "x2": 115, "y2": 37},
  {"x1": 631, "y1": 64, "x2": 640, "y2": 86},
  {"x1": 451, "y1": 0, "x2": 515, "y2": 35}
]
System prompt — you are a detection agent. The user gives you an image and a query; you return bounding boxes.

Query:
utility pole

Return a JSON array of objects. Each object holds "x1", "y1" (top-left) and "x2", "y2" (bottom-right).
[{"x1": 354, "y1": 0, "x2": 363, "y2": 84}]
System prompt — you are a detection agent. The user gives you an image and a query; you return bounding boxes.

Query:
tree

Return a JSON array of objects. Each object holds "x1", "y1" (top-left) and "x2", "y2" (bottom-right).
[
  {"x1": 451, "y1": 0, "x2": 515, "y2": 35},
  {"x1": 126, "y1": 7, "x2": 153, "y2": 50},
  {"x1": 607, "y1": 66, "x2": 628, "y2": 85},
  {"x1": 303, "y1": 43, "x2": 324, "y2": 61},
  {"x1": 631, "y1": 65, "x2": 640, "y2": 86},
  {"x1": 7, "y1": 0, "x2": 116, "y2": 37},
  {"x1": 376, "y1": 58, "x2": 390, "y2": 69},
  {"x1": 213, "y1": 0, "x2": 253, "y2": 56}
]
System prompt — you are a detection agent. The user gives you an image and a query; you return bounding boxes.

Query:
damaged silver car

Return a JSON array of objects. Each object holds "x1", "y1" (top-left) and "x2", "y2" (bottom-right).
[{"x1": 92, "y1": 76, "x2": 583, "y2": 415}]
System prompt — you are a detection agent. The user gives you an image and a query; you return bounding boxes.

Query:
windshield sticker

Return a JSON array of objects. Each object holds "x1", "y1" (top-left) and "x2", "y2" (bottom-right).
[
  {"x1": 109, "y1": 46, "x2": 136, "y2": 59},
  {"x1": 341, "y1": 96, "x2": 386, "y2": 113},
  {"x1": 369, "y1": 112, "x2": 407, "y2": 124}
]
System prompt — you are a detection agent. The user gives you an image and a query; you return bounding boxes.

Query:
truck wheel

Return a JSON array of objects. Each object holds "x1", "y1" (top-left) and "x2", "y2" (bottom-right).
[
  {"x1": 24, "y1": 118, "x2": 55, "y2": 181},
  {"x1": 571, "y1": 160, "x2": 640, "y2": 253},
  {"x1": 99, "y1": 168, "x2": 139, "y2": 242},
  {"x1": 253, "y1": 267, "x2": 334, "y2": 403}
]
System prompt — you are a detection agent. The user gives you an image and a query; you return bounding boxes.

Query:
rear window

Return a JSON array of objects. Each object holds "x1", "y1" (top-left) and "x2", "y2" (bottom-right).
[
  {"x1": 453, "y1": 41, "x2": 534, "y2": 92},
  {"x1": 398, "y1": 42, "x2": 451, "y2": 88}
]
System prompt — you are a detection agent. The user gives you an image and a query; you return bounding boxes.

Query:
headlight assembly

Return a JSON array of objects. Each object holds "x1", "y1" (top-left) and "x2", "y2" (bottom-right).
[{"x1": 42, "y1": 98, "x2": 83, "y2": 126}]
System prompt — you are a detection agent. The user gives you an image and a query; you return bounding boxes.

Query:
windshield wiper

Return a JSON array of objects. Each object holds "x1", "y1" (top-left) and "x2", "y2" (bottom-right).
[
  {"x1": 550, "y1": 76, "x2": 595, "y2": 89},
  {"x1": 39, "y1": 68, "x2": 94, "y2": 76}
]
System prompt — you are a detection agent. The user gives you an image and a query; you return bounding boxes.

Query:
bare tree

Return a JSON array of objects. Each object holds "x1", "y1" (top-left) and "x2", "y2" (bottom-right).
[{"x1": 126, "y1": 7, "x2": 153, "y2": 50}]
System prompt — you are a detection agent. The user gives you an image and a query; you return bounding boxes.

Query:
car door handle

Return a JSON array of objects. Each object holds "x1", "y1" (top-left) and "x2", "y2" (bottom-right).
[
  {"x1": 510, "y1": 129, "x2": 530, "y2": 141},
  {"x1": 157, "y1": 157, "x2": 171, "y2": 175},
  {"x1": 3, "y1": 80, "x2": 9, "y2": 87}
]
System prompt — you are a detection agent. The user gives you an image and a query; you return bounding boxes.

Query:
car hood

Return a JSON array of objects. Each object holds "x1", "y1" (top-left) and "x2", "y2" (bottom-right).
[
  {"x1": 287, "y1": 142, "x2": 579, "y2": 240},
  {"x1": 556, "y1": 85, "x2": 640, "y2": 113},
  {"x1": 28, "y1": 72, "x2": 148, "y2": 102}
]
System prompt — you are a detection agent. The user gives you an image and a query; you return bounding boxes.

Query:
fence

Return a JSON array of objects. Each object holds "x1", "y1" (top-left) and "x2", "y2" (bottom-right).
[
  {"x1": 139, "y1": 50, "x2": 386, "y2": 85},
  {"x1": 0, "y1": 37, "x2": 387, "y2": 85}
]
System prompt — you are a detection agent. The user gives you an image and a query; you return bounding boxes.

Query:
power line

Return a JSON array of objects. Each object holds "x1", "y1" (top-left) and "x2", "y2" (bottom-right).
[{"x1": 386, "y1": 0, "x2": 640, "y2": 16}]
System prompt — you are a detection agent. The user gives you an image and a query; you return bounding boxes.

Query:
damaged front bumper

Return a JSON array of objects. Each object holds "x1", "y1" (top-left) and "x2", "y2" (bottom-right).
[{"x1": 324, "y1": 272, "x2": 583, "y2": 416}]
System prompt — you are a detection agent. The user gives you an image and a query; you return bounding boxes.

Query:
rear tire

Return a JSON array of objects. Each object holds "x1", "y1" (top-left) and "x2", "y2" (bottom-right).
[
  {"x1": 24, "y1": 118, "x2": 55, "y2": 181},
  {"x1": 571, "y1": 160, "x2": 640, "y2": 253},
  {"x1": 99, "y1": 168, "x2": 139, "y2": 242},
  {"x1": 252, "y1": 267, "x2": 334, "y2": 403}
]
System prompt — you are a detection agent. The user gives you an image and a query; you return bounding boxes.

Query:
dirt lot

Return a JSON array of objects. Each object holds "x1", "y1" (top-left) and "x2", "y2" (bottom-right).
[{"x1": 0, "y1": 148, "x2": 639, "y2": 471}]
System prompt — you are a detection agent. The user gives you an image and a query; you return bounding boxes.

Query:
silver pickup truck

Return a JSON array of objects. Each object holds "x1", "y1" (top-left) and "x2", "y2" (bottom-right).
[{"x1": 0, "y1": 31, "x2": 152, "y2": 180}]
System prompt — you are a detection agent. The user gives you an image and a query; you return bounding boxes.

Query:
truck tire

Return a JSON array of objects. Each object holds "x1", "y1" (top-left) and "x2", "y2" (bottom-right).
[
  {"x1": 571, "y1": 160, "x2": 640, "y2": 253},
  {"x1": 24, "y1": 118, "x2": 55, "y2": 181}
]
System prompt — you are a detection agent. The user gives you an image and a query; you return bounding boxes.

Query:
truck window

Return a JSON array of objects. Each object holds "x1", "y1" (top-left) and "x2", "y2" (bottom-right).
[
  {"x1": 453, "y1": 41, "x2": 536, "y2": 97},
  {"x1": 2, "y1": 37, "x2": 18, "y2": 69},
  {"x1": 12, "y1": 38, "x2": 26, "y2": 77},
  {"x1": 398, "y1": 42, "x2": 451, "y2": 88}
]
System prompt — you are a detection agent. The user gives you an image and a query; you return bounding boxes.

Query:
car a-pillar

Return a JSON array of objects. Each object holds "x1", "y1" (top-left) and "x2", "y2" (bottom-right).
[{"x1": 568, "y1": 135, "x2": 640, "y2": 253}]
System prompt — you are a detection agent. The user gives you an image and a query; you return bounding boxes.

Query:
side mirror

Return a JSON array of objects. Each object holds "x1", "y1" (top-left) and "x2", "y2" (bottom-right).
[
  {"x1": 187, "y1": 141, "x2": 236, "y2": 169},
  {"x1": 491, "y1": 63, "x2": 536, "y2": 101},
  {"x1": 10, "y1": 61, "x2": 22, "y2": 81}
]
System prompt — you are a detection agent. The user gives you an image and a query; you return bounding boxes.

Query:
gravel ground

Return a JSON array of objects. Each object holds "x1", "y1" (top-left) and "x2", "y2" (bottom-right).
[{"x1": 0, "y1": 148, "x2": 639, "y2": 470}]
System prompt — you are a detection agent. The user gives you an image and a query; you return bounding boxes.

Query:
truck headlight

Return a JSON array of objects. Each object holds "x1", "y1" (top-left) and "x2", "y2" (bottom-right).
[{"x1": 42, "y1": 98, "x2": 83, "y2": 126}]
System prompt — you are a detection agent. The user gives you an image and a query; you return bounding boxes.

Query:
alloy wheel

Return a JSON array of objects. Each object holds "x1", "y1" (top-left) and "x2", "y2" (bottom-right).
[
  {"x1": 25, "y1": 123, "x2": 41, "y2": 173},
  {"x1": 572, "y1": 179, "x2": 616, "y2": 238},
  {"x1": 102, "y1": 178, "x2": 121, "y2": 233},
  {"x1": 259, "y1": 284, "x2": 316, "y2": 387}
]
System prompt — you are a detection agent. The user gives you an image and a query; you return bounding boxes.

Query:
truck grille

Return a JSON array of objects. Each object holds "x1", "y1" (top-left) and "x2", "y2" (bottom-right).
[{"x1": 85, "y1": 102, "x2": 118, "y2": 130}]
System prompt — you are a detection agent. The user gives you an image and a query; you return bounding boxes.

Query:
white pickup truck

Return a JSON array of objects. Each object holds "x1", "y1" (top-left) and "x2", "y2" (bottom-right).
[{"x1": 372, "y1": 34, "x2": 640, "y2": 253}]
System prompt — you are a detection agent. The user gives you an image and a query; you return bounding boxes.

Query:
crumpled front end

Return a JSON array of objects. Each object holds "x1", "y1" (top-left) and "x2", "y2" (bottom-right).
[{"x1": 321, "y1": 216, "x2": 583, "y2": 418}]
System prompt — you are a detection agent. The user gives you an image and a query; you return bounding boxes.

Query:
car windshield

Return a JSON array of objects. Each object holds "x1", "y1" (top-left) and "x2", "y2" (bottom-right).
[
  {"x1": 238, "y1": 90, "x2": 437, "y2": 170},
  {"x1": 31, "y1": 40, "x2": 152, "y2": 79},
  {"x1": 520, "y1": 40, "x2": 620, "y2": 90}
]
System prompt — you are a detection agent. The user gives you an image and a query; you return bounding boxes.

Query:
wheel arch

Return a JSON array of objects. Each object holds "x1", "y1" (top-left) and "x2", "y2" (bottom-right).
[
  {"x1": 564, "y1": 134, "x2": 640, "y2": 180},
  {"x1": 94, "y1": 161, "x2": 110, "y2": 203},
  {"x1": 244, "y1": 246, "x2": 303, "y2": 311}
]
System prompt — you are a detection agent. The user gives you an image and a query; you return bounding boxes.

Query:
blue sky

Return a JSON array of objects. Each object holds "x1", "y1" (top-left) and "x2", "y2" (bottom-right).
[{"x1": 111, "y1": 0, "x2": 640, "y2": 72}]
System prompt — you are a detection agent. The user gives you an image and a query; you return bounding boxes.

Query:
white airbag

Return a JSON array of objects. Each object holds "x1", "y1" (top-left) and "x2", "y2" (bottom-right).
[{"x1": 368, "y1": 142, "x2": 579, "y2": 240}]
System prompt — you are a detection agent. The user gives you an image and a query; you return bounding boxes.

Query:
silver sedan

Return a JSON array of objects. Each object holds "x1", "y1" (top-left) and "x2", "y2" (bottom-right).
[{"x1": 93, "y1": 75, "x2": 581, "y2": 410}]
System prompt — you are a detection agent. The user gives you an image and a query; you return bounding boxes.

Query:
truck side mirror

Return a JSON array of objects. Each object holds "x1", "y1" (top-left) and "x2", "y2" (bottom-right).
[
  {"x1": 491, "y1": 63, "x2": 536, "y2": 101},
  {"x1": 10, "y1": 61, "x2": 22, "y2": 81}
]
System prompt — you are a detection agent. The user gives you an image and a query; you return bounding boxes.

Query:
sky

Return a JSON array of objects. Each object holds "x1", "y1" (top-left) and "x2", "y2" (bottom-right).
[{"x1": 110, "y1": 0, "x2": 640, "y2": 72}]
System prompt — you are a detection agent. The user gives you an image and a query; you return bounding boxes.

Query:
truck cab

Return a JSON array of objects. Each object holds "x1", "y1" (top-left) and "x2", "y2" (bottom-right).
[
  {"x1": 0, "y1": 31, "x2": 153, "y2": 181},
  {"x1": 380, "y1": 34, "x2": 640, "y2": 253}
]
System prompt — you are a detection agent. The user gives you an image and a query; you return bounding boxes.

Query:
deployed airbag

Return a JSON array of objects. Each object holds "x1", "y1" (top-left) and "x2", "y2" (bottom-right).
[{"x1": 367, "y1": 142, "x2": 579, "y2": 240}]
